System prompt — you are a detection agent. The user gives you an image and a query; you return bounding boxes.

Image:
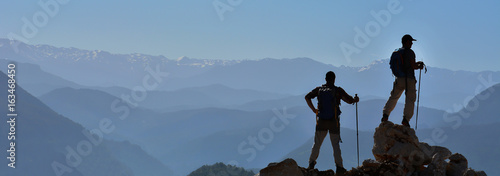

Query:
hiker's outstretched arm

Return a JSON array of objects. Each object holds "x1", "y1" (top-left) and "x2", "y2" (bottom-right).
[{"x1": 339, "y1": 88, "x2": 358, "y2": 105}]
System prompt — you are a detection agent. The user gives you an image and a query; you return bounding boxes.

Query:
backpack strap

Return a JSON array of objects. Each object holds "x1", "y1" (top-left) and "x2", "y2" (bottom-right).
[
  {"x1": 333, "y1": 86, "x2": 337, "y2": 120},
  {"x1": 399, "y1": 49, "x2": 408, "y2": 92},
  {"x1": 398, "y1": 48, "x2": 406, "y2": 76}
]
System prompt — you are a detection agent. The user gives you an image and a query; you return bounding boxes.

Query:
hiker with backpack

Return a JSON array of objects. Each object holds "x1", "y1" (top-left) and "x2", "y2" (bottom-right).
[
  {"x1": 382, "y1": 34, "x2": 425, "y2": 127},
  {"x1": 305, "y1": 71, "x2": 359, "y2": 174}
]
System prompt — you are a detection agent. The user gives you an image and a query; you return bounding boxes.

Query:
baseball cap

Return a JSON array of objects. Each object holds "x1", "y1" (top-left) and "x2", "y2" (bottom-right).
[{"x1": 402, "y1": 34, "x2": 417, "y2": 43}]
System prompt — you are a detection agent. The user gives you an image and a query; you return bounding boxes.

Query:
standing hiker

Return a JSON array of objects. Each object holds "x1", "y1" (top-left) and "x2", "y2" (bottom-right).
[
  {"x1": 305, "y1": 71, "x2": 359, "y2": 174},
  {"x1": 381, "y1": 34, "x2": 425, "y2": 127}
]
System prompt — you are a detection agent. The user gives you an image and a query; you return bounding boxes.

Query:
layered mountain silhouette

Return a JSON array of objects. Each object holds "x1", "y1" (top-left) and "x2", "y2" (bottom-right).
[
  {"x1": 0, "y1": 71, "x2": 173, "y2": 176},
  {"x1": 0, "y1": 59, "x2": 82, "y2": 96},
  {"x1": 35, "y1": 74, "x2": 500, "y2": 175},
  {"x1": 451, "y1": 83, "x2": 500, "y2": 126},
  {"x1": 1, "y1": 39, "x2": 499, "y2": 175},
  {"x1": 39, "y1": 88, "x2": 315, "y2": 174},
  {"x1": 2, "y1": 38, "x2": 499, "y2": 112},
  {"x1": 90, "y1": 84, "x2": 290, "y2": 112}
]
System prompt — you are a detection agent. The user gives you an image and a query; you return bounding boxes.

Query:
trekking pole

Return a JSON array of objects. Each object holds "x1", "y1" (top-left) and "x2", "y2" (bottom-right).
[
  {"x1": 416, "y1": 69, "x2": 421, "y2": 130},
  {"x1": 415, "y1": 63, "x2": 426, "y2": 130},
  {"x1": 355, "y1": 94, "x2": 359, "y2": 166}
]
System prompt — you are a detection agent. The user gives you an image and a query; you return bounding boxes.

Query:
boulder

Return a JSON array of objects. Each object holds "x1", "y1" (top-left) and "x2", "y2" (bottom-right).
[
  {"x1": 372, "y1": 121, "x2": 433, "y2": 172},
  {"x1": 422, "y1": 154, "x2": 447, "y2": 176},
  {"x1": 371, "y1": 121, "x2": 480, "y2": 175},
  {"x1": 300, "y1": 168, "x2": 335, "y2": 176},
  {"x1": 257, "y1": 158, "x2": 338, "y2": 176},
  {"x1": 259, "y1": 158, "x2": 303, "y2": 176},
  {"x1": 422, "y1": 146, "x2": 452, "y2": 176},
  {"x1": 446, "y1": 153, "x2": 468, "y2": 176},
  {"x1": 345, "y1": 160, "x2": 403, "y2": 176},
  {"x1": 362, "y1": 159, "x2": 380, "y2": 168}
]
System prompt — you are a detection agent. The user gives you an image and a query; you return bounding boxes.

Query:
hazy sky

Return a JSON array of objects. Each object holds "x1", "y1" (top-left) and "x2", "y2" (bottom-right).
[{"x1": 1, "y1": 0, "x2": 499, "y2": 71}]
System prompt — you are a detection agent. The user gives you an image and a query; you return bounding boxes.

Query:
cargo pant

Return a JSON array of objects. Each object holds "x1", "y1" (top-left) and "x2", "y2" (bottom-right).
[
  {"x1": 309, "y1": 119, "x2": 343, "y2": 167},
  {"x1": 383, "y1": 77, "x2": 417, "y2": 120}
]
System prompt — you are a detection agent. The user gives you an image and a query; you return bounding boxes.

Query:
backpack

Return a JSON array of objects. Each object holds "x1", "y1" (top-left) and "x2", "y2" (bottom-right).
[
  {"x1": 390, "y1": 48, "x2": 406, "y2": 77},
  {"x1": 317, "y1": 85, "x2": 341, "y2": 120}
]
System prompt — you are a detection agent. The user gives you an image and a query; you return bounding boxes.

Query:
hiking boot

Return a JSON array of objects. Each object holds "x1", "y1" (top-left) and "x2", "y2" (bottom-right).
[
  {"x1": 336, "y1": 165, "x2": 347, "y2": 175},
  {"x1": 381, "y1": 114, "x2": 389, "y2": 122},
  {"x1": 307, "y1": 161, "x2": 316, "y2": 170},
  {"x1": 402, "y1": 118, "x2": 410, "y2": 127}
]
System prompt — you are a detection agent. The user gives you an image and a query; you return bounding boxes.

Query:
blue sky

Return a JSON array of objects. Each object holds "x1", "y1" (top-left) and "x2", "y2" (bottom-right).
[{"x1": 1, "y1": 0, "x2": 499, "y2": 71}]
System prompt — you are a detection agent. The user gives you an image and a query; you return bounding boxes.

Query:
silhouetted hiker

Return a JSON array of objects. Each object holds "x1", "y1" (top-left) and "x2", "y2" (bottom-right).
[
  {"x1": 382, "y1": 34, "x2": 425, "y2": 127},
  {"x1": 305, "y1": 71, "x2": 359, "y2": 174}
]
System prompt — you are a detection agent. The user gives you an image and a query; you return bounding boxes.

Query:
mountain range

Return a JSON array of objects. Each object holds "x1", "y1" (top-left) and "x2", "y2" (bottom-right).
[
  {"x1": 38, "y1": 87, "x2": 313, "y2": 174},
  {"x1": 1, "y1": 38, "x2": 499, "y2": 175},
  {"x1": 2, "y1": 38, "x2": 499, "y2": 112},
  {"x1": 37, "y1": 83, "x2": 500, "y2": 175}
]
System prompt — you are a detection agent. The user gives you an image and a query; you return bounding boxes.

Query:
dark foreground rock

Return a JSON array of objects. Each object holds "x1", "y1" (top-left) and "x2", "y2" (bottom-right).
[
  {"x1": 370, "y1": 121, "x2": 486, "y2": 176},
  {"x1": 256, "y1": 121, "x2": 487, "y2": 176},
  {"x1": 257, "y1": 158, "x2": 335, "y2": 176}
]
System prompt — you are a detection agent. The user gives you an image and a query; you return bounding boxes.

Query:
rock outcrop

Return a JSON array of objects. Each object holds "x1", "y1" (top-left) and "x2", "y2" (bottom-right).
[
  {"x1": 258, "y1": 158, "x2": 303, "y2": 176},
  {"x1": 366, "y1": 121, "x2": 486, "y2": 176},
  {"x1": 256, "y1": 121, "x2": 487, "y2": 176},
  {"x1": 257, "y1": 158, "x2": 335, "y2": 176}
]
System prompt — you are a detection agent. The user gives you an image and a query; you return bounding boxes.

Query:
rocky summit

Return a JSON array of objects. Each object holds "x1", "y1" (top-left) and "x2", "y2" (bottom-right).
[{"x1": 256, "y1": 121, "x2": 487, "y2": 176}]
